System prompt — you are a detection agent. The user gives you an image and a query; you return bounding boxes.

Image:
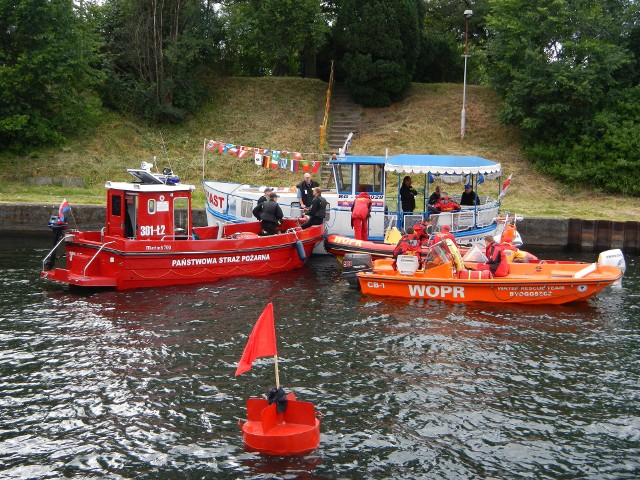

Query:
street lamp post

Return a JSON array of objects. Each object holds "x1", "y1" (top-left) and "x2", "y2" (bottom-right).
[{"x1": 461, "y1": 9, "x2": 473, "y2": 139}]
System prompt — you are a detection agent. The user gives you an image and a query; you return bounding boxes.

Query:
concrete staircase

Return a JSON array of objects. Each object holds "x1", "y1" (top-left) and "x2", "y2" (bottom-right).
[{"x1": 320, "y1": 82, "x2": 362, "y2": 186}]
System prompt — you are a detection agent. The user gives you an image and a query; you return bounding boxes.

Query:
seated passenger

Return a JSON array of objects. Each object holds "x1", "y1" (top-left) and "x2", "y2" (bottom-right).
[
  {"x1": 460, "y1": 184, "x2": 479, "y2": 206},
  {"x1": 412, "y1": 220, "x2": 432, "y2": 246},
  {"x1": 428, "y1": 185, "x2": 441, "y2": 207},
  {"x1": 484, "y1": 235, "x2": 509, "y2": 277},
  {"x1": 393, "y1": 227, "x2": 420, "y2": 261},
  {"x1": 428, "y1": 224, "x2": 457, "y2": 247}
]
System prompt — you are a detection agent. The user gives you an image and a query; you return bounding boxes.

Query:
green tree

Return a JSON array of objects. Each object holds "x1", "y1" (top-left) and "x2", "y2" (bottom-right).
[
  {"x1": 486, "y1": 0, "x2": 640, "y2": 195},
  {"x1": 99, "y1": 0, "x2": 220, "y2": 122},
  {"x1": 415, "y1": 0, "x2": 489, "y2": 83},
  {"x1": 0, "y1": 0, "x2": 103, "y2": 150},
  {"x1": 221, "y1": 0, "x2": 328, "y2": 77},
  {"x1": 338, "y1": 0, "x2": 422, "y2": 106}
]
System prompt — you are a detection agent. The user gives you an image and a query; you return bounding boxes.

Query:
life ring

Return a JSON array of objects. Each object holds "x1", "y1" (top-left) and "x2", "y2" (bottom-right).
[{"x1": 444, "y1": 238, "x2": 464, "y2": 271}]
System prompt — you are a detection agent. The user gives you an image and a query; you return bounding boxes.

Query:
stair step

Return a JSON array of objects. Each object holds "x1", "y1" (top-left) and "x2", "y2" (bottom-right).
[{"x1": 327, "y1": 82, "x2": 362, "y2": 155}]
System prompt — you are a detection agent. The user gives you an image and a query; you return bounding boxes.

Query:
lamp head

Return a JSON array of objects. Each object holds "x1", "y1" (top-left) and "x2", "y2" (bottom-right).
[{"x1": 464, "y1": 9, "x2": 473, "y2": 18}]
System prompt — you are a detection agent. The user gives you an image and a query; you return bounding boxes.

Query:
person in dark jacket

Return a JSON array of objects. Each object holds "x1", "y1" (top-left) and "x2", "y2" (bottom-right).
[
  {"x1": 428, "y1": 185, "x2": 441, "y2": 207},
  {"x1": 253, "y1": 187, "x2": 273, "y2": 219},
  {"x1": 297, "y1": 173, "x2": 319, "y2": 210},
  {"x1": 300, "y1": 187, "x2": 327, "y2": 229},
  {"x1": 253, "y1": 192, "x2": 284, "y2": 235},
  {"x1": 400, "y1": 176, "x2": 417, "y2": 212},
  {"x1": 460, "y1": 183, "x2": 479, "y2": 206}
]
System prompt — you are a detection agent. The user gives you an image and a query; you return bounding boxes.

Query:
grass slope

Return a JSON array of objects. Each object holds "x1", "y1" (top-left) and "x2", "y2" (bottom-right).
[{"x1": 0, "y1": 77, "x2": 637, "y2": 221}]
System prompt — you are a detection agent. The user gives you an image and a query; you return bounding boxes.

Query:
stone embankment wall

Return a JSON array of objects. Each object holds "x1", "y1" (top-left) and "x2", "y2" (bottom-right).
[{"x1": 1, "y1": 202, "x2": 638, "y2": 254}]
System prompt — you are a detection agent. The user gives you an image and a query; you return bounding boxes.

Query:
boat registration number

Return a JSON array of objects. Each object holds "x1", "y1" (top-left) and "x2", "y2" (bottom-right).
[{"x1": 140, "y1": 225, "x2": 166, "y2": 236}]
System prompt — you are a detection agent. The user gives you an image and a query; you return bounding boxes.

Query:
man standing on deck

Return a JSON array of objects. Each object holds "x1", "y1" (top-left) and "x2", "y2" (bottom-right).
[
  {"x1": 351, "y1": 191, "x2": 372, "y2": 240},
  {"x1": 297, "y1": 173, "x2": 319, "y2": 211},
  {"x1": 253, "y1": 187, "x2": 273, "y2": 220},
  {"x1": 254, "y1": 192, "x2": 284, "y2": 235}
]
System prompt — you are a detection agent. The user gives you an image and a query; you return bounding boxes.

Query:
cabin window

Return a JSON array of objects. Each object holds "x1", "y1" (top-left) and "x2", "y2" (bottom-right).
[
  {"x1": 173, "y1": 197, "x2": 189, "y2": 234},
  {"x1": 112, "y1": 195, "x2": 122, "y2": 216},
  {"x1": 148, "y1": 199, "x2": 156, "y2": 214},
  {"x1": 355, "y1": 164, "x2": 383, "y2": 194},
  {"x1": 125, "y1": 194, "x2": 137, "y2": 238},
  {"x1": 334, "y1": 164, "x2": 353, "y2": 194}
]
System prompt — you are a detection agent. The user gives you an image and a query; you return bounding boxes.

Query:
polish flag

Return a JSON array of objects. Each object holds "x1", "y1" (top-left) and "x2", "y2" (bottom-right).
[{"x1": 499, "y1": 174, "x2": 512, "y2": 199}]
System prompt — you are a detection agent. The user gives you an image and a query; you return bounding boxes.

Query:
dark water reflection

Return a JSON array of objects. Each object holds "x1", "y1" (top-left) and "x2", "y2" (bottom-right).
[{"x1": 1, "y1": 232, "x2": 639, "y2": 479}]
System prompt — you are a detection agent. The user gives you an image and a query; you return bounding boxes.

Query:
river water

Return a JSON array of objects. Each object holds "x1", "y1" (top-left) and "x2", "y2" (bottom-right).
[{"x1": 1, "y1": 231, "x2": 639, "y2": 479}]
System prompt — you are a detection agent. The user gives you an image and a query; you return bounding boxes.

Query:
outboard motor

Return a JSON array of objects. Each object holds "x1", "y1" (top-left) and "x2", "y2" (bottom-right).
[
  {"x1": 45, "y1": 215, "x2": 67, "y2": 269},
  {"x1": 597, "y1": 249, "x2": 626, "y2": 288},
  {"x1": 342, "y1": 253, "x2": 372, "y2": 288}
]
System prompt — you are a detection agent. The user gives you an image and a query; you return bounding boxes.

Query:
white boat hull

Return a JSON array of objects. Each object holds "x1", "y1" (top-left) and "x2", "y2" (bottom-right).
[{"x1": 203, "y1": 180, "x2": 505, "y2": 254}]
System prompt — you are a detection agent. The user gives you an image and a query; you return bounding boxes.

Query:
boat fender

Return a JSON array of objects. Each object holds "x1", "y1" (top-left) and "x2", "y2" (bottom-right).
[
  {"x1": 444, "y1": 238, "x2": 465, "y2": 272},
  {"x1": 295, "y1": 240, "x2": 306, "y2": 262}
]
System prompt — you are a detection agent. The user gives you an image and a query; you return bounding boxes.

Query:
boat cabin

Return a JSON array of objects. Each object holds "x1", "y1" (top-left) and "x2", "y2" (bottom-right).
[{"x1": 105, "y1": 166, "x2": 195, "y2": 240}]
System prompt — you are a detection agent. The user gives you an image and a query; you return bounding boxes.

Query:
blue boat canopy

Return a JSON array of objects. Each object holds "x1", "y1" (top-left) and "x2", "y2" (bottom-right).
[{"x1": 331, "y1": 153, "x2": 501, "y2": 176}]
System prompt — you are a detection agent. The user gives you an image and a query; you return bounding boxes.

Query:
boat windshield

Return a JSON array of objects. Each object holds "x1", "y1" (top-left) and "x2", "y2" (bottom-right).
[
  {"x1": 334, "y1": 164, "x2": 353, "y2": 194},
  {"x1": 422, "y1": 242, "x2": 451, "y2": 268}
]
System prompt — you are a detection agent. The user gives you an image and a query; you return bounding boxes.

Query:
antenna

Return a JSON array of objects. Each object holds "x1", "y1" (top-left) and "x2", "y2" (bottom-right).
[{"x1": 159, "y1": 131, "x2": 172, "y2": 172}]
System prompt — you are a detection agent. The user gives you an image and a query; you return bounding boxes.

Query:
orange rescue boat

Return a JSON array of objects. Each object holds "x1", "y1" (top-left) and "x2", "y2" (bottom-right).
[{"x1": 347, "y1": 242, "x2": 624, "y2": 305}]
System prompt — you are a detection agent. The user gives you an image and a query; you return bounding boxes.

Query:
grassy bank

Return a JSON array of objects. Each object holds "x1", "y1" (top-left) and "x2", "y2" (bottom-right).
[{"x1": 1, "y1": 77, "x2": 638, "y2": 221}]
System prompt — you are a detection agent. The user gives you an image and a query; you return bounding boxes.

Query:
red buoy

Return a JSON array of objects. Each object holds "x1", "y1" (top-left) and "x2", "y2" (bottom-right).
[{"x1": 240, "y1": 393, "x2": 320, "y2": 456}]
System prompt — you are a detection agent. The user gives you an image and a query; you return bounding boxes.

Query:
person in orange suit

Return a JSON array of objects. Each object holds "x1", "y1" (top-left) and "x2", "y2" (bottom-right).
[
  {"x1": 351, "y1": 191, "x2": 372, "y2": 240},
  {"x1": 428, "y1": 224, "x2": 457, "y2": 247}
]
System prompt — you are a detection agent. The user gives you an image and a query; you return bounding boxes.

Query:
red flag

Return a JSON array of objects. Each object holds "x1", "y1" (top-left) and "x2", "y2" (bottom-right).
[{"x1": 235, "y1": 303, "x2": 277, "y2": 376}]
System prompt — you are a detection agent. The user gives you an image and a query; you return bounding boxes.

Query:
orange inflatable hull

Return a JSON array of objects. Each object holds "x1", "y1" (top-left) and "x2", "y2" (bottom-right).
[
  {"x1": 357, "y1": 259, "x2": 622, "y2": 305},
  {"x1": 240, "y1": 396, "x2": 320, "y2": 456}
]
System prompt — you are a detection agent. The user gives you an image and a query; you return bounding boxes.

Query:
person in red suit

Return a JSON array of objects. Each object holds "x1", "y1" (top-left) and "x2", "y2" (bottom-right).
[
  {"x1": 351, "y1": 191, "x2": 372, "y2": 240},
  {"x1": 428, "y1": 224, "x2": 457, "y2": 247},
  {"x1": 484, "y1": 235, "x2": 510, "y2": 277}
]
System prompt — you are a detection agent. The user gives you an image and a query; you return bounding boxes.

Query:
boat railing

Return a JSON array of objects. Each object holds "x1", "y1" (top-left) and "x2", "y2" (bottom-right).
[
  {"x1": 41, "y1": 234, "x2": 70, "y2": 272},
  {"x1": 83, "y1": 241, "x2": 115, "y2": 278},
  {"x1": 384, "y1": 214, "x2": 398, "y2": 232}
]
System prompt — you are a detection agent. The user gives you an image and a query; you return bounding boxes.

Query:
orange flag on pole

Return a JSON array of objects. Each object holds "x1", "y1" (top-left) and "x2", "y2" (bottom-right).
[{"x1": 235, "y1": 303, "x2": 278, "y2": 376}]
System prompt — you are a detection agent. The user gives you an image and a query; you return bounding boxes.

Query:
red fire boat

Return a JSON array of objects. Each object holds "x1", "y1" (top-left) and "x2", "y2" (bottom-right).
[{"x1": 40, "y1": 164, "x2": 325, "y2": 290}]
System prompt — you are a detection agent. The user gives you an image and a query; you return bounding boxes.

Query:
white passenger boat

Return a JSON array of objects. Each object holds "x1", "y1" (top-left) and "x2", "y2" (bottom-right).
[{"x1": 203, "y1": 148, "x2": 520, "y2": 253}]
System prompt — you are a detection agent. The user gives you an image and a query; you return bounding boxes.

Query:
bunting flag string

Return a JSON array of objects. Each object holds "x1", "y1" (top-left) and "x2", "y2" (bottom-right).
[{"x1": 204, "y1": 138, "x2": 333, "y2": 174}]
